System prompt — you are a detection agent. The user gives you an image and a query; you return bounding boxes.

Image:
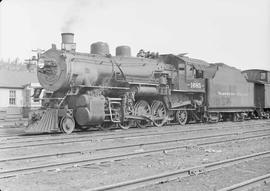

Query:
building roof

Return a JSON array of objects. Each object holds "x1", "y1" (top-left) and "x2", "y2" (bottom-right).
[
  {"x1": 242, "y1": 69, "x2": 270, "y2": 73},
  {"x1": 0, "y1": 69, "x2": 38, "y2": 88}
]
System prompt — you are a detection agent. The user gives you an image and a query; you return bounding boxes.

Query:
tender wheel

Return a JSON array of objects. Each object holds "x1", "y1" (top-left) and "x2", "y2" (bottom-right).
[
  {"x1": 233, "y1": 113, "x2": 241, "y2": 122},
  {"x1": 176, "y1": 110, "x2": 188, "y2": 125},
  {"x1": 134, "y1": 100, "x2": 151, "y2": 128},
  {"x1": 151, "y1": 100, "x2": 167, "y2": 127},
  {"x1": 60, "y1": 116, "x2": 75, "y2": 134}
]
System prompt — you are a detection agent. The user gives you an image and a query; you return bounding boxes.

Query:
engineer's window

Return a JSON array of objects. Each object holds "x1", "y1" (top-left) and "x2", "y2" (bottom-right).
[
  {"x1": 195, "y1": 70, "x2": 203, "y2": 78},
  {"x1": 186, "y1": 64, "x2": 194, "y2": 80},
  {"x1": 9, "y1": 90, "x2": 16, "y2": 105}
]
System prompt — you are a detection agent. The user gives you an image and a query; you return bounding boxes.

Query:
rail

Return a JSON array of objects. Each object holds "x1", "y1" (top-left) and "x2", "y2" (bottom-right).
[
  {"x1": 0, "y1": 132, "x2": 269, "y2": 179},
  {"x1": 218, "y1": 173, "x2": 270, "y2": 191},
  {"x1": 87, "y1": 151, "x2": 270, "y2": 191}
]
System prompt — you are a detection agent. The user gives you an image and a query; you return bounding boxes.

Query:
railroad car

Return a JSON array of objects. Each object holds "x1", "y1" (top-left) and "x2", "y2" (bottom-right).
[
  {"x1": 203, "y1": 64, "x2": 255, "y2": 121},
  {"x1": 242, "y1": 69, "x2": 270, "y2": 118},
  {"x1": 25, "y1": 33, "x2": 263, "y2": 134}
]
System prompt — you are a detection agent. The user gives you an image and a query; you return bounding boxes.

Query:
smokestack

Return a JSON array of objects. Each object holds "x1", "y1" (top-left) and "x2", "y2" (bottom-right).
[
  {"x1": 62, "y1": 33, "x2": 74, "y2": 43},
  {"x1": 61, "y1": 33, "x2": 76, "y2": 52}
]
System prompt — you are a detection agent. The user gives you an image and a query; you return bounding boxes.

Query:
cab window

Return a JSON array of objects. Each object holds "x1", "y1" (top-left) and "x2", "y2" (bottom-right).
[
  {"x1": 186, "y1": 64, "x2": 203, "y2": 79},
  {"x1": 195, "y1": 69, "x2": 203, "y2": 78},
  {"x1": 186, "y1": 64, "x2": 194, "y2": 80},
  {"x1": 178, "y1": 63, "x2": 185, "y2": 75}
]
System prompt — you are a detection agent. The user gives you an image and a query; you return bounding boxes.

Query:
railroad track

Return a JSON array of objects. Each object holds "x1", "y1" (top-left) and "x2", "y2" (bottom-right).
[
  {"x1": 86, "y1": 151, "x2": 270, "y2": 191},
  {"x1": 218, "y1": 173, "x2": 270, "y2": 191},
  {"x1": 0, "y1": 122, "x2": 269, "y2": 150},
  {"x1": 0, "y1": 120, "x2": 269, "y2": 142},
  {"x1": 2, "y1": 128, "x2": 269, "y2": 163},
  {"x1": 0, "y1": 129, "x2": 269, "y2": 179}
]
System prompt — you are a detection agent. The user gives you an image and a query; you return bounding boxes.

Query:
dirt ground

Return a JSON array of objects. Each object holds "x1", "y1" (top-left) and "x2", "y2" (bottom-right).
[
  {"x1": 134, "y1": 156, "x2": 270, "y2": 191},
  {"x1": 0, "y1": 126, "x2": 269, "y2": 191}
]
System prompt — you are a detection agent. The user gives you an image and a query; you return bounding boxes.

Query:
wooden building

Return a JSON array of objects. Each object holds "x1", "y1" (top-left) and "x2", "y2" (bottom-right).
[{"x1": 0, "y1": 70, "x2": 41, "y2": 121}]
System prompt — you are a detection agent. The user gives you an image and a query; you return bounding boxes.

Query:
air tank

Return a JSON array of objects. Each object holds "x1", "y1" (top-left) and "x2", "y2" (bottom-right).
[{"x1": 90, "y1": 42, "x2": 110, "y2": 56}]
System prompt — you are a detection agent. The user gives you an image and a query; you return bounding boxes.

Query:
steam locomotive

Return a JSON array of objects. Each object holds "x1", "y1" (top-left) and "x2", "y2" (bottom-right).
[{"x1": 25, "y1": 33, "x2": 270, "y2": 134}]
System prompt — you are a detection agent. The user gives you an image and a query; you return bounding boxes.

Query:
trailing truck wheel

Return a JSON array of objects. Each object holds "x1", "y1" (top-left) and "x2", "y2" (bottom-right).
[
  {"x1": 151, "y1": 100, "x2": 167, "y2": 127},
  {"x1": 176, "y1": 110, "x2": 188, "y2": 125},
  {"x1": 134, "y1": 100, "x2": 151, "y2": 128},
  {"x1": 233, "y1": 113, "x2": 243, "y2": 122},
  {"x1": 60, "y1": 116, "x2": 75, "y2": 134}
]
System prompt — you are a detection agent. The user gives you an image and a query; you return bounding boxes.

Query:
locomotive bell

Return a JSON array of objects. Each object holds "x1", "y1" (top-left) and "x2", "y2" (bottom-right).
[{"x1": 61, "y1": 33, "x2": 76, "y2": 51}]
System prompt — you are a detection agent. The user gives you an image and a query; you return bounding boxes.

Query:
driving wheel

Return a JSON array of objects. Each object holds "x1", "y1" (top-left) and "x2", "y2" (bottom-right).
[
  {"x1": 151, "y1": 100, "x2": 167, "y2": 127},
  {"x1": 134, "y1": 100, "x2": 151, "y2": 128}
]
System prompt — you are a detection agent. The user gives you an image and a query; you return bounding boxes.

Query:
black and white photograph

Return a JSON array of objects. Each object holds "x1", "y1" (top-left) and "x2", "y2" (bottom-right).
[{"x1": 0, "y1": 0, "x2": 270, "y2": 190}]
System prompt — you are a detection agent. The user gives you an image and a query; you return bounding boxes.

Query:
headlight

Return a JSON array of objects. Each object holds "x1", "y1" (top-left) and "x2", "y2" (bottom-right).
[{"x1": 37, "y1": 59, "x2": 45, "y2": 68}]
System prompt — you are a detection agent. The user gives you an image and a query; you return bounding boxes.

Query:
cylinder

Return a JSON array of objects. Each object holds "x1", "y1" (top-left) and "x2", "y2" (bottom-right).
[
  {"x1": 116, "y1": 46, "x2": 131, "y2": 57},
  {"x1": 61, "y1": 33, "x2": 74, "y2": 44},
  {"x1": 90, "y1": 42, "x2": 110, "y2": 56}
]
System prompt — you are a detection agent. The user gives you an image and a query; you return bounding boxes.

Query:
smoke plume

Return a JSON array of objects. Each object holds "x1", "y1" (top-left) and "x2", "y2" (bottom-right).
[{"x1": 61, "y1": 0, "x2": 90, "y2": 32}]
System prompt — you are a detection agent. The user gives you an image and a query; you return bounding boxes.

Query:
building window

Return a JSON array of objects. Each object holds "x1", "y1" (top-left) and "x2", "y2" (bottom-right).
[
  {"x1": 260, "y1": 72, "x2": 266, "y2": 80},
  {"x1": 9, "y1": 90, "x2": 16, "y2": 105}
]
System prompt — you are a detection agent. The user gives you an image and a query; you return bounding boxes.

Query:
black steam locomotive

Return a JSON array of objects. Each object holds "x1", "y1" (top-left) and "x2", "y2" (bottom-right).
[{"x1": 25, "y1": 33, "x2": 270, "y2": 134}]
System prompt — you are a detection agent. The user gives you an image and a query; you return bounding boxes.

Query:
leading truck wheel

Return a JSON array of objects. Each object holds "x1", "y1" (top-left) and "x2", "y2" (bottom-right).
[
  {"x1": 60, "y1": 116, "x2": 75, "y2": 134},
  {"x1": 118, "y1": 121, "x2": 132, "y2": 130},
  {"x1": 176, "y1": 110, "x2": 188, "y2": 125}
]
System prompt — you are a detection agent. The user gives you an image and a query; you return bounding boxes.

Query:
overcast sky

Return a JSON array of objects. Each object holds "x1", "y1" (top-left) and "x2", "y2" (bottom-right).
[{"x1": 0, "y1": 0, "x2": 269, "y2": 70}]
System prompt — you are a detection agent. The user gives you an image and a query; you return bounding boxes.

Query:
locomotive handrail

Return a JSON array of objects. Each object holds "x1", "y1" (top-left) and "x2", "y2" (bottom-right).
[
  {"x1": 111, "y1": 58, "x2": 126, "y2": 81},
  {"x1": 107, "y1": 99, "x2": 121, "y2": 123},
  {"x1": 58, "y1": 95, "x2": 67, "y2": 108},
  {"x1": 75, "y1": 85, "x2": 130, "y2": 90},
  {"x1": 34, "y1": 98, "x2": 64, "y2": 100}
]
